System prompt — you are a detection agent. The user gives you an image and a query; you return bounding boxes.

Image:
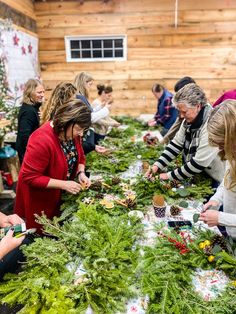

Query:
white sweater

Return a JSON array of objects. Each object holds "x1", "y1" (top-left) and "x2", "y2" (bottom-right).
[{"x1": 210, "y1": 163, "x2": 236, "y2": 239}]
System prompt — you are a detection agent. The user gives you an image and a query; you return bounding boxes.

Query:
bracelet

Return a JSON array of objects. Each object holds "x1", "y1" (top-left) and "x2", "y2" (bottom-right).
[{"x1": 77, "y1": 171, "x2": 85, "y2": 175}]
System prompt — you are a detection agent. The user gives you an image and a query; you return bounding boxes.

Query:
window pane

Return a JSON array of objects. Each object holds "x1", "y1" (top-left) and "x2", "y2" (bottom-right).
[
  {"x1": 93, "y1": 50, "x2": 102, "y2": 58},
  {"x1": 104, "y1": 50, "x2": 113, "y2": 58},
  {"x1": 70, "y1": 41, "x2": 80, "y2": 49},
  {"x1": 82, "y1": 50, "x2": 91, "y2": 58},
  {"x1": 114, "y1": 39, "x2": 123, "y2": 48},
  {"x1": 92, "y1": 40, "x2": 101, "y2": 48},
  {"x1": 115, "y1": 49, "x2": 123, "y2": 57},
  {"x1": 81, "y1": 40, "x2": 91, "y2": 49},
  {"x1": 71, "y1": 51, "x2": 80, "y2": 58},
  {"x1": 103, "y1": 39, "x2": 113, "y2": 48},
  {"x1": 67, "y1": 36, "x2": 125, "y2": 61}
]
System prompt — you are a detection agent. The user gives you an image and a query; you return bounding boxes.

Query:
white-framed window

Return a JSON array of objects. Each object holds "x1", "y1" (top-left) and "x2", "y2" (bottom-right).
[{"x1": 65, "y1": 35, "x2": 127, "y2": 62}]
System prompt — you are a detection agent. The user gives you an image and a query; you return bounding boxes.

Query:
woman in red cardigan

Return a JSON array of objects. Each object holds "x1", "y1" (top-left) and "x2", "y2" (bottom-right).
[{"x1": 14, "y1": 99, "x2": 91, "y2": 233}]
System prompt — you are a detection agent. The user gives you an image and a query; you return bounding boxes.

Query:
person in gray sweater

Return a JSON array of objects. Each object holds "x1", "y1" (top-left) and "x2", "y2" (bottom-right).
[
  {"x1": 200, "y1": 100, "x2": 236, "y2": 239},
  {"x1": 146, "y1": 83, "x2": 225, "y2": 183}
]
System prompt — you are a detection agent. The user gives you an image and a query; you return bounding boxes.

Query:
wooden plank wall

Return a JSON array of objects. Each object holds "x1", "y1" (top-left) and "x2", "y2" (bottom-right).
[
  {"x1": 34, "y1": 0, "x2": 236, "y2": 116},
  {"x1": 1, "y1": 0, "x2": 35, "y2": 19},
  {"x1": 0, "y1": 0, "x2": 37, "y2": 35}
]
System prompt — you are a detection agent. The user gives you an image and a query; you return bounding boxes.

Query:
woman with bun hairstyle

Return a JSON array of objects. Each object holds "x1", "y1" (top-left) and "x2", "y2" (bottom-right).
[{"x1": 92, "y1": 84, "x2": 120, "y2": 144}]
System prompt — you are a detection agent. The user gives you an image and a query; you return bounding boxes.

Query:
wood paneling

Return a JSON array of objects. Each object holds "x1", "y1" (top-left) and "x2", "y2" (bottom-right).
[
  {"x1": 1, "y1": 0, "x2": 36, "y2": 20},
  {"x1": 0, "y1": 0, "x2": 37, "y2": 33},
  {"x1": 35, "y1": 0, "x2": 236, "y2": 116},
  {"x1": 34, "y1": 0, "x2": 236, "y2": 16}
]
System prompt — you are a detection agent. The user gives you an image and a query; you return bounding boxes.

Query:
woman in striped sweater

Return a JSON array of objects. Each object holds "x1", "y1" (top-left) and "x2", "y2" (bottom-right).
[{"x1": 146, "y1": 83, "x2": 225, "y2": 183}]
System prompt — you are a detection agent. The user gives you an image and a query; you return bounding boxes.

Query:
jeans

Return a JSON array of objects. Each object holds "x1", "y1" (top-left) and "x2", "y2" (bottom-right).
[{"x1": 0, "y1": 235, "x2": 34, "y2": 281}]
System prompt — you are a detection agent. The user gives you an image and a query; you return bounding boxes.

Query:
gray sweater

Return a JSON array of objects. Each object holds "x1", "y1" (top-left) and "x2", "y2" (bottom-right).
[{"x1": 211, "y1": 163, "x2": 236, "y2": 239}]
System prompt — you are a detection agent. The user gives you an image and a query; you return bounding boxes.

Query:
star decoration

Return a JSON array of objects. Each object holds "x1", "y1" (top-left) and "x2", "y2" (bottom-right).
[
  {"x1": 28, "y1": 43, "x2": 33, "y2": 53},
  {"x1": 21, "y1": 46, "x2": 26, "y2": 55},
  {"x1": 13, "y1": 34, "x2": 20, "y2": 46}
]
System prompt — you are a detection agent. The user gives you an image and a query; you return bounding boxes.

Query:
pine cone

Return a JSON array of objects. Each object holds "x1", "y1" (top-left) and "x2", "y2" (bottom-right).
[
  {"x1": 211, "y1": 235, "x2": 227, "y2": 251},
  {"x1": 125, "y1": 198, "x2": 137, "y2": 209},
  {"x1": 111, "y1": 177, "x2": 121, "y2": 185},
  {"x1": 163, "y1": 183, "x2": 171, "y2": 190},
  {"x1": 90, "y1": 181, "x2": 102, "y2": 191},
  {"x1": 170, "y1": 205, "x2": 181, "y2": 216},
  {"x1": 203, "y1": 246, "x2": 212, "y2": 256},
  {"x1": 170, "y1": 180, "x2": 181, "y2": 188},
  {"x1": 95, "y1": 193, "x2": 103, "y2": 199},
  {"x1": 143, "y1": 133, "x2": 158, "y2": 146}
]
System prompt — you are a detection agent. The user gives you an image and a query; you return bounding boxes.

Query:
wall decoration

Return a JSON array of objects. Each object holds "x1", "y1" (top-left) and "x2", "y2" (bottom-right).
[{"x1": 0, "y1": 25, "x2": 39, "y2": 99}]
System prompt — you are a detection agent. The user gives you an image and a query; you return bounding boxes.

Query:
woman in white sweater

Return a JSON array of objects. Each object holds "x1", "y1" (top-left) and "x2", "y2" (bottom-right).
[
  {"x1": 92, "y1": 84, "x2": 120, "y2": 144},
  {"x1": 200, "y1": 100, "x2": 236, "y2": 239}
]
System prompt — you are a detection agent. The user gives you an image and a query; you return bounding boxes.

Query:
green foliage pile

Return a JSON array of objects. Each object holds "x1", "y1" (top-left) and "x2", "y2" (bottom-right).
[
  {"x1": 133, "y1": 174, "x2": 213, "y2": 206},
  {"x1": 0, "y1": 115, "x2": 229, "y2": 313},
  {"x1": 0, "y1": 204, "x2": 143, "y2": 313},
  {"x1": 140, "y1": 228, "x2": 236, "y2": 314}
]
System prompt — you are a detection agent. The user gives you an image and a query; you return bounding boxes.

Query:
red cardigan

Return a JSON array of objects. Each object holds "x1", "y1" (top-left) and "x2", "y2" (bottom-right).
[{"x1": 14, "y1": 122, "x2": 85, "y2": 233}]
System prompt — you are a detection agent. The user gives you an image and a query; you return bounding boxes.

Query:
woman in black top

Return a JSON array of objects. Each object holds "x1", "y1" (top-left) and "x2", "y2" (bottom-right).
[{"x1": 16, "y1": 79, "x2": 45, "y2": 164}]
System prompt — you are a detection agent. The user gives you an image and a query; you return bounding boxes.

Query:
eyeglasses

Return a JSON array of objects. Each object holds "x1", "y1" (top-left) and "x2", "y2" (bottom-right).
[{"x1": 73, "y1": 125, "x2": 84, "y2": 136}]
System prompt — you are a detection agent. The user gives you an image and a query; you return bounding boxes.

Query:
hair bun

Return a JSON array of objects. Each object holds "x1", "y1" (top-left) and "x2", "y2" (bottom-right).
[{"x1": 97, "y1": 84, "x2": 105, "y2": 92}]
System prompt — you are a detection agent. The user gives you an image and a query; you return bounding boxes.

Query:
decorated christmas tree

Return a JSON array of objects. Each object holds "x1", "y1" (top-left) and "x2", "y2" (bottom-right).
[
  {"x1": 0, "y1": 57, "x2": 8, "y2": 107},
  {"x1": 0, "y1": 56, "x2": 19, "y2": 135}
]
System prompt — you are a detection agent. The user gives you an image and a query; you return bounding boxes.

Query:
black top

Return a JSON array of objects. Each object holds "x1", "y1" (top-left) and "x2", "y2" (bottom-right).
[
  {"x1": 60, "y1": 139, "x2": 78, "y2": 180},
  {"x1": 76, "y1": 94, "x2": 95, "y2": 154},
  {"x1": 16, "y1": 102, "x2": 41, "y2": 163}
]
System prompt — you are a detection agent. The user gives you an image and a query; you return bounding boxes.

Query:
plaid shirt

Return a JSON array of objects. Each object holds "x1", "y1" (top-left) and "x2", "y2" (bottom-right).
[{"x1": 154, "y1": 97, "x2": 172, "y2": 124}]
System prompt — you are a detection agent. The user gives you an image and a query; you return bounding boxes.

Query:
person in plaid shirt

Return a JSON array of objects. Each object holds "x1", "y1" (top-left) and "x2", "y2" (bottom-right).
[{"x1": 148, "y1": 84, "x2": 178, "y2": 136}]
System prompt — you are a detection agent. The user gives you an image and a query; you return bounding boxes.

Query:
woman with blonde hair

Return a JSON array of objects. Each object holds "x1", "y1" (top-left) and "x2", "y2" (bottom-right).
[
  {"x1": 16, "y1": 78, "x2": 45, "y2": 163},
  {"x1": 40, "y1": 82, "x2": 76, "y2": 125},
  {"x1": 200, "y1": 100, "x2": 236, "y2": 239},
  {"x1": 74, "y1": 72, "x2": 109, "y2": 154}
]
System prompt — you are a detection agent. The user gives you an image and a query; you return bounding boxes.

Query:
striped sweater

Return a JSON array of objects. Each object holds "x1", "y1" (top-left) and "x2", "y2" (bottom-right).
[{"x1": 154, "y1": 105, "x2": 225, "y2": 182}]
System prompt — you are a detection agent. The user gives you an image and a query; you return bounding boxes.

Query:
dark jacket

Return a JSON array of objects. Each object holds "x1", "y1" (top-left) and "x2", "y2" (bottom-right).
[
  {"x1": 16, "y1": 103, "x2": 41, "y2": 163},
  {"x1": 76, "y1": 94, "x2": 95, "y2": 154}
]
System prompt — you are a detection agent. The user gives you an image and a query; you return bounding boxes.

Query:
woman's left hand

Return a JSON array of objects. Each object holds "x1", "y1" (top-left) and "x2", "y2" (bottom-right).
[
  {"x1": 78, "y1": 172, "x2": 91, "y2": 189},
  {"x1": 159, "y1": 173, "x2": 169, "y2": 180},
  {"x1": 199, "y1": 210, "x2": 219, "y2": 227},
  {"x1": 0, "y1": 214, "x2": 24, "y2": 228}
]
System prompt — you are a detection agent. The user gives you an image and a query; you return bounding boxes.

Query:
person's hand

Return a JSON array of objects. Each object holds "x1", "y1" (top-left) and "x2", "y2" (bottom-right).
[
  {"x1": 95, "y1": 145, "x2": 108, "y2": 154},
  {"x1": 159, "y1": 173, "x2": 169, "y2": 180},
  {"x1": 145, "y1": 165, "x2": 158, "y2": 180},
  {"x1": 105, "y1": 103, "x2": 112, "y2": 110},
  {"x1": 199, "y1": 210, "x2": 219, "y2": 227},
  {"x1": 148, "y1": 120, "x2": 156, "y2": 127},
  {"x1": 78, "y1": 172, "x2": 91, "y2": 189},
  {"x1": 62, "y1": 181, "x2": 82, "y2": 194},
  {"x1": 0, "y1": 229, "x2": 25, "y2": 259},
  {"x1": 0, "y1": 214, "x2": 24, "y2": 228},
  {"x1": 113, "y1": 122, "x2": 121, "y2": 128},
  {"x1": 202, "y1": 200, "x2": 220, "y2": 212}
]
